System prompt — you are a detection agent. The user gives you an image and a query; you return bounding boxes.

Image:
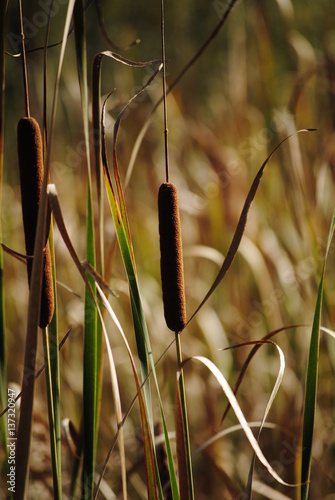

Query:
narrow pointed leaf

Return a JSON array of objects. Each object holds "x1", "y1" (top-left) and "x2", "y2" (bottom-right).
[
  {"x1": 73, "y1": 1, "x2": 100, "y2": 496},
  {"x1": 301, "y1": 210, "x2": 335, "y2": 499},
  {"x1": 186, "y1": 130, "x2": 316, "y2": 327}
]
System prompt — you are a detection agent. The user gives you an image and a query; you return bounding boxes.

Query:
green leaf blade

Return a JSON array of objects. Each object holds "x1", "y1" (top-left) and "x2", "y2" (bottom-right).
[
  {"x1": 73, "y1": 1, "x2": 100, "y2": 497},
  {"x1": 301, "y1": 210, "x2": 335, "y2": 499}
]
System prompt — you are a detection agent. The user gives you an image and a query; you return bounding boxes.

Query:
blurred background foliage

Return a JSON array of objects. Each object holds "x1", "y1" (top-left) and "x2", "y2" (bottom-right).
[{"x1": 2, "y1": 0, "x2": 335, "y2": 498}]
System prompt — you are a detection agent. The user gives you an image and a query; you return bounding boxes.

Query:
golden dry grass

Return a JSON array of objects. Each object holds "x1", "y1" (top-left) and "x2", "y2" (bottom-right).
[{"x1": 2, "y1": 1, "x2": 335, "y2": 498}]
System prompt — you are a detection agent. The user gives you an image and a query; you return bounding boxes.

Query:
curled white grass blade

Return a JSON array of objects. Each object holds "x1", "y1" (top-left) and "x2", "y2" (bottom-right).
[
  {"x1": 184, "y1": 356, "x2": 299, "y2": 487},
  {"x1": 193, "y1": 422, "x2": 278, "y2": 459},
  {"x1": 320, "y1": 326, "x2": 335, "y2": 340},
  {"x1": 246, "y1": 341, "x2": 286, "y2": 495},
  {"x1": 99, "y1": 50, "x2": 161, "y2": 68},
  {"x1": 257, "y1": 342, "x2": 286, "y2": 420}
]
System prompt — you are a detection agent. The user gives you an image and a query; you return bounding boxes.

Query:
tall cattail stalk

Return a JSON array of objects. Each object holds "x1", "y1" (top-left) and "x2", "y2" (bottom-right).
[
  {"x1": 17, "y1": 116, "x2": 54, "y2": 328},
  {"x1": 158, "y1": 1, "x2": 194, "y2": 497}
]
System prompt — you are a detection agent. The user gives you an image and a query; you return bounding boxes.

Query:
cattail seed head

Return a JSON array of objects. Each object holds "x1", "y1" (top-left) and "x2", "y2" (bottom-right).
[
  {"x1": 39, "y1": 244, "x2": 54, "y2": 329},
  {"x1": 158, "y1": 182, "x2": 186, "y2": 332},
  {"x1": 17, "y1": 117, "x2": 54, "y2": 328}
]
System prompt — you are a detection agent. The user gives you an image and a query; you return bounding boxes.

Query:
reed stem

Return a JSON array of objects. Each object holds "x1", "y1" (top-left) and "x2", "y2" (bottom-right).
[
  {"x1": 17, "y1": 0, "x2": 30, "y2": 117},
  {"x1": 160, "y1": 0, "x2": 169, "y2": 183},
  {"x1": 175, "y1": 331, "x2": 194, "y2": 500}
]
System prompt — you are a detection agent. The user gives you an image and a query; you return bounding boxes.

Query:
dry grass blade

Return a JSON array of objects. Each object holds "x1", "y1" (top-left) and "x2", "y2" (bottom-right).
[
  {"x1": 81, "y1": 260, "x2": 117, "y2": 297},
  {"x1": 47, "y1": 185, "x2": 95, "y2": 297},
  {"x1": 184, "y1": 356, "x2": 300, "y2": 488},
  {"x1": 192, "y1": 422, "x2": 279, "y2": 459},
  {"x1": 220, "y1": 325, "x2": 306, "y2": 425},
  {"x1": 252, "y1": 481, "x2": 293, "y2": 500},
  {"x1": 94, "y1": 284, "x2": 127, "y2": 500},
  {"x1": 245, "y1": 341, "x2": 286, "y2": 496},
  {"x1": 93, "y1": 286, "x2": 141, "y2": 493},
  {"x1": 0, "y1": 243, "x2": 30, "y2": 264},
  {"x1": 320, "y1": 326, "x2": 335, "y2": 339},
  {"x1": 186, "y1": 130, "x2": 316, "y2": 328},
  {"x1": 2, "y1": 1, "x2": 334, "y2": 498},
  {"x1": 94, "y1": 51, "x2": 161, "y2": 73}
]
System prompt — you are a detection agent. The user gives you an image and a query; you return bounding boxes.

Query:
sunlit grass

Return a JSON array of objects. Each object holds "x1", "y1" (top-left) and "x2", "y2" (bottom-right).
[{"x1": 1, "y1": 1, "x2": 335, "y2": 499}]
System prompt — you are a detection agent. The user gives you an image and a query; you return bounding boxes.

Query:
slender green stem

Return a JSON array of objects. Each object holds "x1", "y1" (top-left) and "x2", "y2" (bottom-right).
[
  {"x1": 42, "y1": 326, "x2": 62, "y2": 499},
  {"x1": 175, "y1": 332, "x2": 194, "y2": 499},
  {"x1": 48, "y1": 224, "x2": 62, "y2": 494},
  {"x1": 73, "y1": 1, "x2": 99, "y2": 497}
]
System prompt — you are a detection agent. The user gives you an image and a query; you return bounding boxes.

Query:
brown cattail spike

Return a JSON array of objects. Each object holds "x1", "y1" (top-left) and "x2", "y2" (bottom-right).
[
  {"x1": 17, "y1": 117, "x2": 54, "y2": 328},
  {"x1": 158, "y1": 182, "x2": 186, "y2": 332}
]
